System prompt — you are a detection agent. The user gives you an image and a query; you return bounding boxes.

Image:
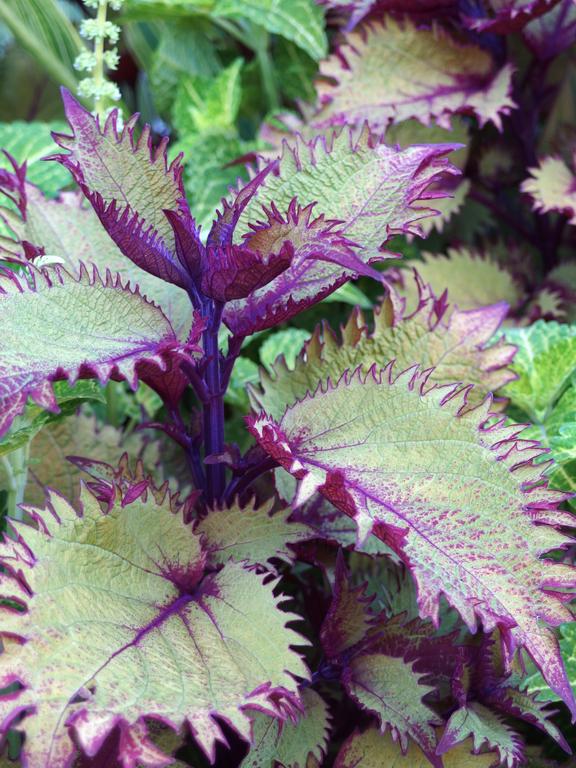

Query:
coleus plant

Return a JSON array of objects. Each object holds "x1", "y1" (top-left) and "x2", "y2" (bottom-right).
[{"x1": 0, "y1": 4, "x2": 575, "y2": 764}]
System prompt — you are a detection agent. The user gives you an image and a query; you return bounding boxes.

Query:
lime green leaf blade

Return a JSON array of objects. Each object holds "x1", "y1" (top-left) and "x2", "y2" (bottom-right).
[
  {"x1": 1, "y1": 488, "x2": 308, "y2": 766},
  {"x1": 0, "y1": 122, "x2": 70, "y2": 197}
]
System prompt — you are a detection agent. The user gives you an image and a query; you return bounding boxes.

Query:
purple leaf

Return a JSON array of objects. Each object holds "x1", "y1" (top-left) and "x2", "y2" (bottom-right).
[
  {"x1": 462, "y1": 0, "x2": 562, "y2": 34},
  {"x1": 522, "y1": 0, "x2": 576, "y2": 59},
  {"x1": 247, "y1": 366, "x2": 576, "y2": 717},
  {"x1": 50, "y1": 91, "x2": 194, "y2": 290}
]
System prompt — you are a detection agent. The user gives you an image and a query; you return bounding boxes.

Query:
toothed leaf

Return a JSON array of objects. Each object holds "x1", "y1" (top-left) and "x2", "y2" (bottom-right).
[
  {"x1": 500, "y1": 321, "x2": 576, "y2": 422},
  {"x1": 241, "y1": 688, "x2": 331, "y2": 768},
  {"x1": 0, "y1": 173, "x2": 193, "y2": 340},
  {"x1": 524, "y1": 622, "x2": 576, "y2": 704},
  {"x1": 195, "y1": 497, "x2": 313, "y2": 568},
  {"x1": 0, "y1": 266, "x2": 194, "y2": 439},
  {"x1": 335, "y1": 727, "x2": 499, "y2": 767},
  {"x1": 251, "y1": 275, "x2": 516, "y2": 420},
  {"x1": 248, "y1": 368, "x2": 576, "y2": 715},
  {"x1": 222, "y1": 130, "x2": 459, "y2": 334},
  {"x1": 313, "y1": 17, "x2": 515, "y2": 132},
  {"x1": 437, "y1": 704, "x2": 525, "y2": 768},
  {"x1": 52, "y1": 92, "x2": 193, "y2": 289},
  {"x1": 522, "y1": 155, "x2": 576, "y2": 225},
  {"x1": 343, "y1": 652, "x2": 442, "y2": 764},
  {"x1": 0, "y1": 488, "x2": 308, "y2": 767},
  {"x1": 389, "y1": 247, "x2": 524, "y2": 315},
  {"x1": 259, "y1": 329, "x2": 311, "y2": 373}
]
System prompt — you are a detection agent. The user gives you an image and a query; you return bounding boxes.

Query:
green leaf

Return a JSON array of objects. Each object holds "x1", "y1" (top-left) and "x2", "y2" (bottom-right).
[
  {"x1": 0, "y1": 0, "x2": 82, "y2": 92},
  {"x1": 501, "y1": 321, "x2": 576, "y2": 423},
  {"x1": 241, "y1": 688, "x2": 331, "y2": 768},
  {"x1": 224, "y1": 356, "x2": 260, "y2": 409},
  {"x1": 0, "y1": 122, "x2": 70, "y2": 197},
  {"x1": 248, "y1": 367, "x2": 576, "y2": 713},
  {"x1": 322, "y1": 281, "x2": 372, "y2": 309},
  {"x1": 389, "y1": 247, "x2": 524, "y2": 315},
  {"x1": 24, "y1": 410, "x2": 160, "y2": 507},
  {"x1": 259, "y1": 328, "x2": 311, "y2": 373},
  {"x1": 172, "y1": 58, "x2": 243, "y2": 136},
  {"x1": 437, "y1": 704, "x2": 523, "y2": 767},
  {"x1": 212, "y1": 0, "x2": 327, "y2": 59},
  {"x1": 335, "y1": 727, "x2": 495, "y2": 768},
  {"x1": 0, "y1": 266, "x2": 189, "y2": 440},
  {"x1": 1, "y1": 487, "x2": 308, "y2": 766},
  {"x1": 251, "y1": 282, "x2": 517, "y2": 421},
  {"x1": 0, "y1": 382, "x2": 105, "y2": 458},
  {"x1": 195, "y1": 496, "x2": 312, "y2": 568},
  {"x1": 343, "y1": 653, "x2": 441, "y2": 763}
]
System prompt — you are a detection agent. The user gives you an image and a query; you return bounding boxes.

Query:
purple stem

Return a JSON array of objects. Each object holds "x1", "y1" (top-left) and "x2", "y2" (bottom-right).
[
  {"x1": 224, "y1": 457, "x2": 278, "y2": 503},
  {"x1": 202, "y1": 301, "x2": 226, "y2": 505}
]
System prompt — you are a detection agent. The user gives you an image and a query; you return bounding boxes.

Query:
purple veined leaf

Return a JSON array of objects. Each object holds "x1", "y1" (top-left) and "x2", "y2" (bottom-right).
[
  {"x1": 312, "y1": 17, "x2": 516, "y2": 133},
  {"x1": 437, "y1": 703, "x2": 525, "y2": 768},
  {"x1": 522, "y1": 0, "x2": 576, "y2": 59},
  {"x1": 0, "y1": 487, "x2": 309, "y2": 767},
  {"x1": 319, "y1": 0, "x2": 457, "y2": 30},
  {"x1": 222, "y1": 130, "x2": 460, "y2": 335},
  {"x1": 247, "y1": 365, "x2": 576, "y2": 716},
  {"x1": 49, "y1": 90, "x2": 196, "y2": 291},
  {"x1": 0, "y1": 264, "x2": 201, "y2": 439},
  {"x1": 0, "y1": 158, "x2": 195, "y2": 341},
  {"x1": 250, "y1": 271, "x2": 517, "y2": 421},
  {"x1": 194, "y1": 496, "x2": 314, "y2": 569},
  {"x1": 521, "y1": 153, "x2": 576, "y2": 225},
  {"x1": 462, "y1": 0, "x2": 562, "y2": 34}
]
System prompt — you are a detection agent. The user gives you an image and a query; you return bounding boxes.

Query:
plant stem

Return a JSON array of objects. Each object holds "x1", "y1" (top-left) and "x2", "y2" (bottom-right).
[
  {"x1": 93, "y1": 0, "x2": 109, "y2": 118},
  {"x1": 202, "y1": 302, "x2": 226, "y2": 505}
]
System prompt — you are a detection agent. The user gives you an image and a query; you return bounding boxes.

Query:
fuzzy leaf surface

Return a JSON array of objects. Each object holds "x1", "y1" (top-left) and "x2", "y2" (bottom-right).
[
  {"x1": 0, "y1": 174, "x2": 193, "y2": 340},
  {"x1": 251, "y1": 278, "x2": 516, "y2": 420},
  {"x1": 1, "y1": 488, "x2": 308, "y2": 767},
  {"x1": 224, "y1": 131, "x2": 458, "y2": 333},
  {"x1": 335, "y1": 727, "x2": 494, "y2": 767},
  {"x1": 248, "y1": 367, "x2": 576, "y2": 714},
  {"x1": 313, "y1": 17, "x2": 515, "y2": 132},
  {"x1": 195, "y1": 497, "x2": 313, "y2": 568},
  {"x1": 521, "y1": 155, "x2": 576, "y2": 225},
  {"x1": 0, "y1": 266, "x2": 192, "y2": 439},
  {"x1": 241, "y1": 688, "x2": 330, "y2": 768},
  {"x1": 52, "y1": 92, "x2": 192, "y2": 289}
]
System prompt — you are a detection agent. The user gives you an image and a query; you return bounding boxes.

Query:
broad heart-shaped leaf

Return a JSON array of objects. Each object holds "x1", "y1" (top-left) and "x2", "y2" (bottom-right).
[
  {"x1": 313, "y1": 17, "x2": 515, "y2": 133},
  {"x1": 241, "y1": 688, "x2": 331, "y2": 768},
  {"x1": 223, "y1": 130, "x2": 459, "y2": 335},
  {"x1": 250, "y1": 274, "x2": 517, "y2": 420},
  {"x1": 343, "y1": 653, "x2": 442, "y2": 766},
  {"x1": 500, "y1": 321, "x2": 576, "y2": 423},
  {"x1": 335, "y1": 727, "x2": 495, "y2": 768},
  {"x1": 462, "y1": 0, "x2": 561, "y2": 33},
  {"x1": 194, "y1": 497, "x2": 313, "y2": 568},
  {"x1": 247, "y1": 366, "x2": 576, "y2": 715},
  {"x1": 0, "y1": 265, "x2": 195, "y2": 440},
  {"x1": 1, "y1": 487, "x2": 308, "y2": 767},
  {"x1": 521, "y1": 155, "x2": 576, "y2": 225},
  {"x1": 523, "y1": 0, "x2": 576, "y2": 59},
  {"x1": 388, "y1": 247, "x2": 524, "y2": 315},
  {"x1": 437, "y1": 703, "x2": 524, "y2": 768},
  {"x1": 51, "y1": 91, "x2": 194, "y2": 290},
  {"x1": 0, "y1": 165, "x2": 193, "y2": 341}
]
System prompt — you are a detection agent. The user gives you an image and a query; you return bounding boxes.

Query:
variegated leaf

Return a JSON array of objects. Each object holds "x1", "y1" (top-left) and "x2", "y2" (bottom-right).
[{"x1": 248, "y1": 366, "x2": 576, "y2": 714}]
